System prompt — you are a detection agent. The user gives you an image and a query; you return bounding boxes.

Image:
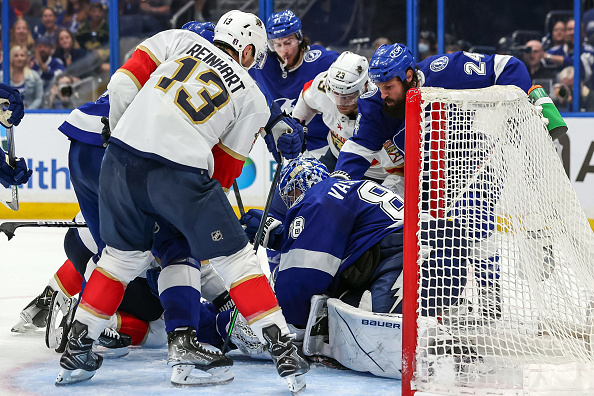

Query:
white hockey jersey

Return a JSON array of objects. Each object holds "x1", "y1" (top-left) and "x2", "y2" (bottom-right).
[
  {"x1": 107, "y1": 29, "x2": 270, "y2": 175},
  {"x1": 292, "y1": 72, "x2": 391, "y2": 181}
]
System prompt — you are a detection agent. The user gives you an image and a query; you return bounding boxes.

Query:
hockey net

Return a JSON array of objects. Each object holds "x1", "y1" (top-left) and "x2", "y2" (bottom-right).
[{"x1": 402, "y1": 86, "x2": 594, "y2": 396}]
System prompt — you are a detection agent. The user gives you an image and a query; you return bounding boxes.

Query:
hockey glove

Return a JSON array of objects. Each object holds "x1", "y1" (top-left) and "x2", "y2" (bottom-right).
[
  {"x1": 263, "y1": 101, "x2": 304, "y2": 162},
  {"x1": 239, "y1": 209, "x2": 284, "y2": 250},
  {"x1": 0, "y1": 83, "x2": 25, "y2": 128},
  {"x1": 100, "y1": 116, "x2": 111, "y2": 147},
  {"x1": 0, "y1": 153, "x2": 32, "y2": 188}
]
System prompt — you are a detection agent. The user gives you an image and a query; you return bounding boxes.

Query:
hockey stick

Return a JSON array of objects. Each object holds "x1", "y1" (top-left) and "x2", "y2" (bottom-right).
[
  {"x1": 0, "y1": 221, "x2": 88, "y2": 241},
  {"x1": 1, "y1": 126, "x2": 19, "y2": 210},
  {"x1": 222, "y1": 160, "x2": 283, "y2": 354},
  {"x1": 233, "y1": 180, "x2": 245, "y2": 217}
]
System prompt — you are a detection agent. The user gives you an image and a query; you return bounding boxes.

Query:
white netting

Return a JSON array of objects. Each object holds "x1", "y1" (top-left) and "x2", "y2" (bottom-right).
[{"x1": 410, "y1": 86, "x2": 594, "y2": 395}]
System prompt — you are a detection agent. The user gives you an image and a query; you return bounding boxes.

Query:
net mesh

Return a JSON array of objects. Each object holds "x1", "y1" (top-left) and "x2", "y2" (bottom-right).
[{"x1": 410, "y1": 86, "x2": 594, "y2": 394}]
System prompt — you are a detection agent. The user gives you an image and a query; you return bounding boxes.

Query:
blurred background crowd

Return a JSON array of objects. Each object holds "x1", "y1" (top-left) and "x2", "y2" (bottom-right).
[{"x1": 1, "y1": 0, "x2": 592, "y2": 111}]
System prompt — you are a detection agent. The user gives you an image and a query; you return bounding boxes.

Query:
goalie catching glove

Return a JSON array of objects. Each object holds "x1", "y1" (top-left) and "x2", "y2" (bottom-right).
[
  {"x1": 0, "y1": 83, "x2": 24, "y2": 128},
  {"x1": 239, "y1": 209, "x2": 284, "y2": 250},
  {"x1": 262, "y1": 101, "x2": 304, "y2": 163}
]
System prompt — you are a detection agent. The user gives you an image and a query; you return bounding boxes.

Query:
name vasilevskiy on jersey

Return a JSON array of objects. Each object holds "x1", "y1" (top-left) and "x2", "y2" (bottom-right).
[
  {"x1": 361, "y1": 319, "x2": 401, "y2": 329},
  {"x1": 185, "y1": 43, "x2": 246, "y2": 93}
]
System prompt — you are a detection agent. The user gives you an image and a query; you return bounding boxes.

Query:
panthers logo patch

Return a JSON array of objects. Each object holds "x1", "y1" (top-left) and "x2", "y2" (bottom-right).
[
  {"x1": 430, "y1": 56, "x2": 449, "y2": 72},
  {"x1": 304, "y1": 50, "x2": 322, "y2": 62}
]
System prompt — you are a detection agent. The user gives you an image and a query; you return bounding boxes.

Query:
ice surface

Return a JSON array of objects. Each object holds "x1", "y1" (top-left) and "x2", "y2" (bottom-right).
[{"x1": 0, "y1": 226, "x2": 402, "y2": 395}]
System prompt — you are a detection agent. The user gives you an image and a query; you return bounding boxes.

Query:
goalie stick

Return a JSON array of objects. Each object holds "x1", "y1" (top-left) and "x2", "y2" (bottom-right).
[
  {"x1": 0, "y1": 220, "x2": 88, "y2": 241},
  {"x1": 1, "y1": 126, "x2": 19, "y2": 210}
]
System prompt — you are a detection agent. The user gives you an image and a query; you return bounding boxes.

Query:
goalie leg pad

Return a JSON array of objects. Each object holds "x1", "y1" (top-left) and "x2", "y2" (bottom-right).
[{"x1": 327, "y1": 298, "x2": 403, "y2": 378}]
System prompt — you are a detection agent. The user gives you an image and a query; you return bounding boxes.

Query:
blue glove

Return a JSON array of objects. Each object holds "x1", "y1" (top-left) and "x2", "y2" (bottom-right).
[
  {"x1": 0, "y1": 152, "x2": 32, "y2": 188},
  {"x1": 239, "y1": 209, "x2": 284, "y2": 250},
  {"x1": 263, "y1": 101, "x2": 305, "y2": 163},
  {"x1": 0, "y1": 83, "x2": 25, "y2": 127}
]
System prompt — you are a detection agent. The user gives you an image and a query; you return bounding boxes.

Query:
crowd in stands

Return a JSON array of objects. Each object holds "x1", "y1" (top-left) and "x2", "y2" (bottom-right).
[{"x1": 2, "y1": 1, "x2": 594, "y2": 111}]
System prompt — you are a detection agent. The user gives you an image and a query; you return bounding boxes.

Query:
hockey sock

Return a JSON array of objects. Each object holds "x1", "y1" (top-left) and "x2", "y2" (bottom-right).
[
  {"x1": 115, "y1": 311, "x2": 150, "y2": 345},
  {"x1": 54, "y1": 259, "x2": 84, "y2": 298},
  {"x1": 158, "y1": 262, "x2": 202, "y2": 333},
  {"x1": 77, "y1": 268, "x2": 126, "y2": 339}
]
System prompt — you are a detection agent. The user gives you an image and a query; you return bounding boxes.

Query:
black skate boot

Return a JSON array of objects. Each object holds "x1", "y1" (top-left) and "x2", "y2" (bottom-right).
[
  {"x1": 263, "y1": 324, "x2": 309, "y2": 394},
  {"x1": 94, "y1": 327, "x2": 133, "y2": 358},
  {"x1": 55, "y1": 320, "x2": 103, "y2": 385},
  {"x1": 11, "y1": 285, "x2": 54, "y2": 332},
  {"x1": 167, "y1": 326, "x2": 234, "y2": 387}
]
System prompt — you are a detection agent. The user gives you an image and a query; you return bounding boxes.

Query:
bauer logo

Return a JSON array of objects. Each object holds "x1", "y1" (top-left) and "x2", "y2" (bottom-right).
[
  {"x1": 235, "y1": 157, "x2": 257, "y2": 189},
  {"x1": 304, "y1": 50, "x2": 322, "y2": 62},
  {"x1": 361, "y1": 319, "x2": 401, "y2": 329},
  {"x1": 430, "y1": 56, "x2": 449, "y2": 72}
]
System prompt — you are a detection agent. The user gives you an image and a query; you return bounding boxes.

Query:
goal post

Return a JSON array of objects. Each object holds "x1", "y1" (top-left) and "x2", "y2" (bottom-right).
[{"x1": 402, "y1": 86, "x2": 594, "y2": 396}]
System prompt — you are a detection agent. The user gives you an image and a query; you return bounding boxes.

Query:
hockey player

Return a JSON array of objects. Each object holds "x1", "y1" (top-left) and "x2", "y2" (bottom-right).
[
  {"x1": 56, "y1": 10, "x2": 309, "y2": 392},
  {"x1": 273, "y1": 156, "x2": 467, "y2": 378},
  {"x1": 0, "y1": 83, "x2": 32, "y2": 188},
  {"x1": 249, "y1": 9, "x2": 339, "y2": 158}
]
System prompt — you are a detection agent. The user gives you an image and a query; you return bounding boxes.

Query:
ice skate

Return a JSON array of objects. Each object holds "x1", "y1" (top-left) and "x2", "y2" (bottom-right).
[
  {"x1": 93, "y1": 327, "x2": 133, "y2": 358},
  {"x1": 167, "y1": 326, "x2": 234, "y2": 387},
  {"x1": 55, "y1": 320, "x2": 103, "y2": 385},
  {"x1": 227, "y1": 312, "x2": 266, "y2": 356},
  {"x1": 45, "y1": 289, "x2": 77, "y2": 353},
  {"x1": 262, "y1": 324, "x2": 309, "y2": 395},
  {"x1": 11, "y1": 285, "x2": 54, "y2": 332}
]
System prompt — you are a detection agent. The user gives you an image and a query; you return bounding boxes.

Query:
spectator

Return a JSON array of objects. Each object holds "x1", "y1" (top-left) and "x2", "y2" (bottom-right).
[
  {"x1": 10, "y1": 18, "x2": 35, "y2": 56},
  {"x1": 48, "y1": 0, "x2": 69, "y2": 15},
  {"x1": 43, "y1": 74, "x2": 81, "y2": 109},
  {"x1": 372, "y1": 37, "x2": 390, "y2": 51},
  {"x1": 418, "y1": 31, "x2": 437, "y2": 60},
  {"x1": 58, "y1": 0, "x2": 91, "y2": 33},
  {"x1": 54, "y1": 27, "x2": 87, "y2": 68},
  {"x1": 552, "y1": 65, "x2": 594, "y2": 112},
  {"x1": 524, "y1": 40, "x2": 557, "y2": 82},
  {"x1": 31, "y1": 36, "x2": 66, "y2": 91},
  {"x1": 194, "y1": 0, "x2": 207, "y2": 22},
  {"x1": 547, "y1": 20, "x2": 566, "y2": 50},
  {"x1": 76, "y1": 2, "x2": 109, "y2": 51},
  {"x1": 0, "y1": 46, "x2": 44, "y2": 109},
  {"x1": 33, "y1": 7, "x2": 60, "y2": 45}
]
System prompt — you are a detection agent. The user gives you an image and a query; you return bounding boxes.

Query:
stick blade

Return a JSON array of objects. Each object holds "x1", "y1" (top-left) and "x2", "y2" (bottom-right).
[{"x1": 0, "y1": 222, "x2": 17, "y2": 240}]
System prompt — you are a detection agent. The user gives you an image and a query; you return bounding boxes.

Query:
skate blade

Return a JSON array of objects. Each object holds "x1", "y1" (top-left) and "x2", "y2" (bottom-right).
[
  {"x1": 11, "y1": 312, "x2": 34, "y2": 333},
  {"x1": 93, "y1": 345, "x2": 129, "y2": 359},
  {"x1": 55, "y1": 367, "x2": 96, "y2": 386},
  {"x1": 286, "y1": 374, "x2": 306, "y2": 395},
  {"x1": 46, "y1": 292, "x2": 75, "y2": 352},
  {"x1": 170, "y1": 364, "x2": 234, "y2": 387}
]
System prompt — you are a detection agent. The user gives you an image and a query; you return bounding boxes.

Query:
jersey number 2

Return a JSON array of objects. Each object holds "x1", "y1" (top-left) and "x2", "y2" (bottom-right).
[{"x1": 156, "y1": 56, "x2": 230, "y2": 124}]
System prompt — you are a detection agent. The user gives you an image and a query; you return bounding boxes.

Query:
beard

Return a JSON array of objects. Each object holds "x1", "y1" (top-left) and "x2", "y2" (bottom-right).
[{"x1": 382, "y1": 80, "x2": 414, "y2": 119}]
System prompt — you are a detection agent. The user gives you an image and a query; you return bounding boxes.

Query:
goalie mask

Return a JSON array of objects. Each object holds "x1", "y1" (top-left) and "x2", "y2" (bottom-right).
[
  {"x1": 214, "y1": 10, "x2": 268, "y2": 70},
  {"x1": 368, "y1": 43, "x2": 415, "y2": 83},
  {"x1": 279, "y1": 157, "x2": 329, "y2": 209},
  {"x1": 325, "y1": 51, "x2": 369, "y2": 106}
]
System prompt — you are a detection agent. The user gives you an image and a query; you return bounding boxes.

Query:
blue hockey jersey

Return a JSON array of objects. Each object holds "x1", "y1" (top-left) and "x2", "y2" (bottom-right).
[
  {"x1": 249, "y1": 45, "x2": 339, "y2": 151},
  {"x1": 275, "y1": 177, "x2": 404, "y2": 325},
  {"x1": 335, "y1": 52, "x2": 532, "y2": 180},
  {"x1": 58, "y1": 92, "x2": 109, "y2": 147}
]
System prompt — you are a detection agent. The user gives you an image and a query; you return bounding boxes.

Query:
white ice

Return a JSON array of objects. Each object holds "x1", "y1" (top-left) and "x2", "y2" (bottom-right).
[{"x1": 0, "y1": 226, "x2": 402, "y2": 395}]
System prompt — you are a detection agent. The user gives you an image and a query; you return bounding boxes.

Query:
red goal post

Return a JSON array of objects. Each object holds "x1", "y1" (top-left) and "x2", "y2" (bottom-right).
[{"x1": 402, "y1": 86, "x2": 594, "y2": 396}]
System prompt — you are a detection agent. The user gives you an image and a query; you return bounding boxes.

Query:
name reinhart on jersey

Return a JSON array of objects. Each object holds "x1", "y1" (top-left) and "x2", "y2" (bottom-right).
[{"x1": 185, "y1": 43, "x2": 246, "y2": 93}]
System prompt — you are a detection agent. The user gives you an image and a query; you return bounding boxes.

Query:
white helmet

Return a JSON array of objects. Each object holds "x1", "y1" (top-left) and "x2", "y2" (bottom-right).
[
  {"x1": 214, "y1": 10, "x2": 268, "y2": 70},
  {"x1": 325, "y1": 51, "x2": 369, "y2": 106}
]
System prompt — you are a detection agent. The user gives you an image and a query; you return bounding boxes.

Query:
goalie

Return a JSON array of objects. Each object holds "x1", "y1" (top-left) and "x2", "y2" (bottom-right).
[{"x1": 272, "y1": 157, "x2": 468, "y2": 378}]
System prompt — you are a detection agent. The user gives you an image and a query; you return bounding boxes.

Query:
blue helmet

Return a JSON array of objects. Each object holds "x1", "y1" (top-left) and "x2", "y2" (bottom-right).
[
  {"x1": 368, "y1": 43, "x2": 415, "y2": 83},
  {"x1": 279, "y1": 157, "x2": 329, "y2": 208},
  {"x1": 266, "y1": 9, "x2": 303, "y2": 41},
  {"x1": 181, "y1": 21, "x2": 215, "y2": 43}
]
